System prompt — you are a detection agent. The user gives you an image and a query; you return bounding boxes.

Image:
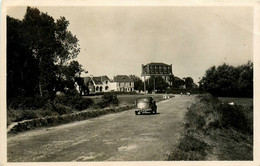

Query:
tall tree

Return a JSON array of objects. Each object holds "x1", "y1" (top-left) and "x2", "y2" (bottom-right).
[
  {"x1": 7, "y1": 16, "x2": 38, "y2": 97},
  {"x1": 7, "y1": 7, "x2": 81, "y2": 98},
  {"x1": 200, "y1": 62, "x2": 253, "y2": 97},
  {"x1": 183, "y1": 77, "x2": 194, "y2": 89}
]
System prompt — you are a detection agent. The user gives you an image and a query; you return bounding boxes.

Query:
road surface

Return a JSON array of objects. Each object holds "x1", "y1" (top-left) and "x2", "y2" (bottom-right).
[{"x1": 8, "y1": 95, "x2": 196, "y2": 161}]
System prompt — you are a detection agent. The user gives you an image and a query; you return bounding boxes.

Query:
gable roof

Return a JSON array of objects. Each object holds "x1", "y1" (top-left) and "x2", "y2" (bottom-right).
[
  {"x1": 83, "y1": 75, "x2": 110, "y2": 85},
  {"x1": 174, "y1": 76, "x2": 184, "y2": 81},
  {"x1": 114, "y1": 75, "x2": 133, "y2": 82},
  {"x1": 100, "y1": 76, "x2": 111, "y2": 82},
  {"x1": 92, "y1": 77, "x2": 102, "y2": 84}
]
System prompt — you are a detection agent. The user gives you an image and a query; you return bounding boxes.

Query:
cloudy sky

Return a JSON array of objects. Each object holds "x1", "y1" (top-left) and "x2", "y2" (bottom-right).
[{"x1": 7, "y1": 6, "x2": 253, "y2": 83}]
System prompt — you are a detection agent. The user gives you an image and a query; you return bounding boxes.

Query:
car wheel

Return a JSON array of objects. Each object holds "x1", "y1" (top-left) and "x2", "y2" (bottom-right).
[{"x1": 135, "y1": 111, "x2": 138, "y2": 115}]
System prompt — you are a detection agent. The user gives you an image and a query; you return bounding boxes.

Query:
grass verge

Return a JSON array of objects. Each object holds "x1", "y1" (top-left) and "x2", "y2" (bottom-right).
[
  {"x1": 8, "y1": 104, "x2": 135, "y2": 134},
  {"x1": 169, "y1": 94, "x2": 253, "y2": 160}
]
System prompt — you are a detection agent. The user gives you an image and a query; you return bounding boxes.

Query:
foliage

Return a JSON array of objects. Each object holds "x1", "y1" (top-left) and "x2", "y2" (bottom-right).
[
  {"x1": 7, "y1": 96, "x2": 49, "y2": 110},
  {"x1": 145, "y1": 76, "x2": 169, "y2": 93},
  {"x1": 97, "y1": 93, "x2": 119, "y2": 108},
  {"x1": 172, "y1": 77, "x2": 185, "y2": 89},
  {"x1": 54, "y1": 89, "x2": 93, "y2": 110},
  {"x1": 200, "y1": 62, "x2": 253, "y2": 97},
  {"x1": 129, "y1": 75, "x2": 144, "y2": 92},
  {"x1": 169, "y1": 94, "x2": 253, "y2": 160},
  {"x1": 183, "y1": 77, "x2": 194, "y2": 89},
  {"x1": 8, "y1": 105, "x2": 135, "y2": 133},
  {"x1": 7, "y1": 7, "x2": 81, "y2": 100}
]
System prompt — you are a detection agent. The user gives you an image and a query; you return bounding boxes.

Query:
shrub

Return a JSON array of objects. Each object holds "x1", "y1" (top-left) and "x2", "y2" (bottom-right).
[
  {"x1": 54, "y1": 90, "x2": 93, "y2": 110},
  {"x1": 7, "y1": 96, "x2": 48, "y2": 110},
  {"x1": 170, "y1": 134, "x2": 209, "y2": 160},
  {"x1": 185, "y1": 104, "x2": 206, "y2": 130},
  {"x1": 49, "y1": 103, "x2": 73, "y2": 115},
  {"x1": 97, "y1": 93, "x2": 119, "y2": 108},
  {"x1": 217, "y1": 103, "x2": 252, "y2": 134}
]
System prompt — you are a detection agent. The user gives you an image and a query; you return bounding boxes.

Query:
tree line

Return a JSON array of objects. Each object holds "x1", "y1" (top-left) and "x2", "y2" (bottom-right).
[
  {"x1": 129, "y1": 75, "x2": 196, "y2": 93},
  {"x1": 7, "y1": 7, "x2": 83, "y2": 100},
  {"x1": 199, "y1": 61, "x2": 253, "y2": 97}
]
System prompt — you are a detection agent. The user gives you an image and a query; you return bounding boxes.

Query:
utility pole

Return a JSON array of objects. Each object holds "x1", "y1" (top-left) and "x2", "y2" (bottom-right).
[
  {"x1": 153, "y1": 76, "x2": 156, "y2": 93},
  {"x1": 144, "y1": 75, "x2": 146, "y2": 94}
]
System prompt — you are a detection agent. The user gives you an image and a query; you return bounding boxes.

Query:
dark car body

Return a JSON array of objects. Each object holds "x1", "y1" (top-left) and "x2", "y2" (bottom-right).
[{"x1": 134, "y1": 97, "x2": 157, "y2": 115}]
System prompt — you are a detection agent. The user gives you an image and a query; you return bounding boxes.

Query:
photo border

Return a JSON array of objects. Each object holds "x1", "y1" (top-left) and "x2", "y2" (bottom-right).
[{"x1": 1, "y1": 1, "x2": 259, "y2": 166}]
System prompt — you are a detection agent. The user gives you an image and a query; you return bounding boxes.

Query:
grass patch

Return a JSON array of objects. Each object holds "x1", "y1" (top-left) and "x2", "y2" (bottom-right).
[
  {"x1": 169, "y1": 94, "x2": 253, "y2": 161},
  {"x1": 8, "y1": 104, "x2": 135, "y2": 134},
  {"x1": 218, "y1": 97, "x2": 253, "y2": 106}
]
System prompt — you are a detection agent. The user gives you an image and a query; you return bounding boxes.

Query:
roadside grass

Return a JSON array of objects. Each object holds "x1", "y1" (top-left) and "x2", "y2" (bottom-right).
[
  {"x1": 7, "y1": 92, "x2": 173, "y2": 132},
  {"x1": 169, "y1": 94, "x2": 253, "y2": 160},
  {"x1": 218, "y1": 97, "x2": 253, "y2": 106},
  {"x1": 8, "y1": 104, "x2": 135, "y2": 134}
]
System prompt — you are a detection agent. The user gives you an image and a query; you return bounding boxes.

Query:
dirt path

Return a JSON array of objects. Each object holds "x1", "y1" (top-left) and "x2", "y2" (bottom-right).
[{"x1": 8, "y1": 95, "x2": 196, "y2": 161}]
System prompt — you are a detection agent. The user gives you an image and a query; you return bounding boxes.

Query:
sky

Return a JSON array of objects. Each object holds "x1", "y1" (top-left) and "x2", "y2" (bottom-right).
[{"x1": 7, "y1": 6, "x2": 253, "y2": 83}]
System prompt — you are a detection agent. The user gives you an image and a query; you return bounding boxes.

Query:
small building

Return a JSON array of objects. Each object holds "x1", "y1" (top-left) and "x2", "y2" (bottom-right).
[
  {"x1": 113, "y1": 75, "x2": 134, "y2": 92},
  {"x1": 83, "y1": 76, "x2": 112, "y2": 94}
]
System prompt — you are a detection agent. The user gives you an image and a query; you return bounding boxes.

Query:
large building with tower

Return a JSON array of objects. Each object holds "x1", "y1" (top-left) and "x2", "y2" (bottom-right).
[{"x1": 141, "y1": 62, "x2": 173, "y2": 85}]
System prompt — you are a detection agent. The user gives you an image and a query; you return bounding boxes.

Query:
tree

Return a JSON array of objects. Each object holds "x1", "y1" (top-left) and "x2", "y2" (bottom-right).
[
  {"x1": 7, "y1": 16, "x2": 38, "y2": 98},
  {"x1": 7, "y1": 7, "x2": 82, "y2": 99},
  {"x1": 183, "y1": 77, "x2": 194, "y2": 89},
  {"x1": 145, "y1": 76, "x2": 169, "y2": 93},
  {"x1": 200, "y1": 62, "x2": 253, "y2": 97},
  {"x1": 172, "y1": 76, "x2": 185, "y2": 89},
  {"x1": 237, "y1": 61, "x2": 253, "y2": 97},
  {"x1": 129, "y1": 75, "x2": 144, "y2": 92}
]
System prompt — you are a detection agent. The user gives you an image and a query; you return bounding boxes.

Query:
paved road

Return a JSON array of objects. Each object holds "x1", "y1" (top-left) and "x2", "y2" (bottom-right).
[{"x1": 8, "y1": 95, "x2": 196, "y2": 162}]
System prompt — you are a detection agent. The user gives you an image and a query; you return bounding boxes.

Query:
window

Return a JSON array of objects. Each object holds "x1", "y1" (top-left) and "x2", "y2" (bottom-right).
[{"x1": 105, "y1": 86, "x2": 109, "y2": 90}]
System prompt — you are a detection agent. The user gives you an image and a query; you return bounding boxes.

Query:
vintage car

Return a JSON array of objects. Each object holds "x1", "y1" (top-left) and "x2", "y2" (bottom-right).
[{"x1": 134, "y1": 97, "x2": 157, "y2": 115}]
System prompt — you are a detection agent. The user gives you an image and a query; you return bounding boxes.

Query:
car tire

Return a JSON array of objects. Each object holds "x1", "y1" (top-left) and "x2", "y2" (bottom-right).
[{"x1": 135, "y1": 111, "x2": 138, "y2": 115}]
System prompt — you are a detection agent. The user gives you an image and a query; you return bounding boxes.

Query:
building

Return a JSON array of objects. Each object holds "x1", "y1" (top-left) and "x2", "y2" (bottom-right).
[
  {"x1": 83, "y1": 76, "x2": 112, "y2": 94},
  {"x1": 113, "y1": 75, "x2": 134, "y2": 92},
  {"x1": 141, "y1": 62, "x2": 174, "y2": 85}
]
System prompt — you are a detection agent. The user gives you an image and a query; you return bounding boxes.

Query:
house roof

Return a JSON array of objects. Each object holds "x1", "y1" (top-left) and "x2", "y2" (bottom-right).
[
  {"x1": 114, "y1": 75, "x2": 133, "y2": 82},
  {"x1": 92, "y1": 77, "x2": 102, "y2": 84},
  {"x1": 83, "y1": 75, "x2": 110, "y2": 85},
  {"x1": 146, "y1": 62, "x2": 171, "y2": 66},
  {"x1": 174, "y1": 76, "x2": 184, "y2": 81}
]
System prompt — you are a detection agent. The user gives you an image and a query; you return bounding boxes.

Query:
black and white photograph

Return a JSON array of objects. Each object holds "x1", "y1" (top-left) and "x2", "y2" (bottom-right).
[{"x1": 1, "y1": 1, "x2": 259, "y2": 165}]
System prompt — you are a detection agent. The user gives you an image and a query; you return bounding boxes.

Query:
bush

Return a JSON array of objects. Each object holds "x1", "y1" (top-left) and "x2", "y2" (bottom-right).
[
  {"x1": 49, "y1": 103, "x2": 73, "y2": 115},
  {"x1": 170, "y1": 134, "x2": 209, "y2": 160},
  {"x1": 54, "y1": 89, "x2": 93, "y2": 110},
  {"x1": 7, "y1": 96, "x2": 48, "y2": 110},
  {"x1": 97, "y1": 93, "x2": 119, "y2": 108},
  {"x1": 217, "y1": 103, "x2": 252, "y2": 134}
]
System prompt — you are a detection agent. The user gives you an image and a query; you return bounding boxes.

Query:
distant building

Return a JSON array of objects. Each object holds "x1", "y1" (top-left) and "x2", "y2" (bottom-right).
[
  {"x1": 83, "y1": 76, "x2": 112, "y2": 94},
  {"x1": 113, "y1": 75, "x2": 134, "y2": 92},
  {"x1": 141, "y1": 62, "x2": 173, "y2": 85}
]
